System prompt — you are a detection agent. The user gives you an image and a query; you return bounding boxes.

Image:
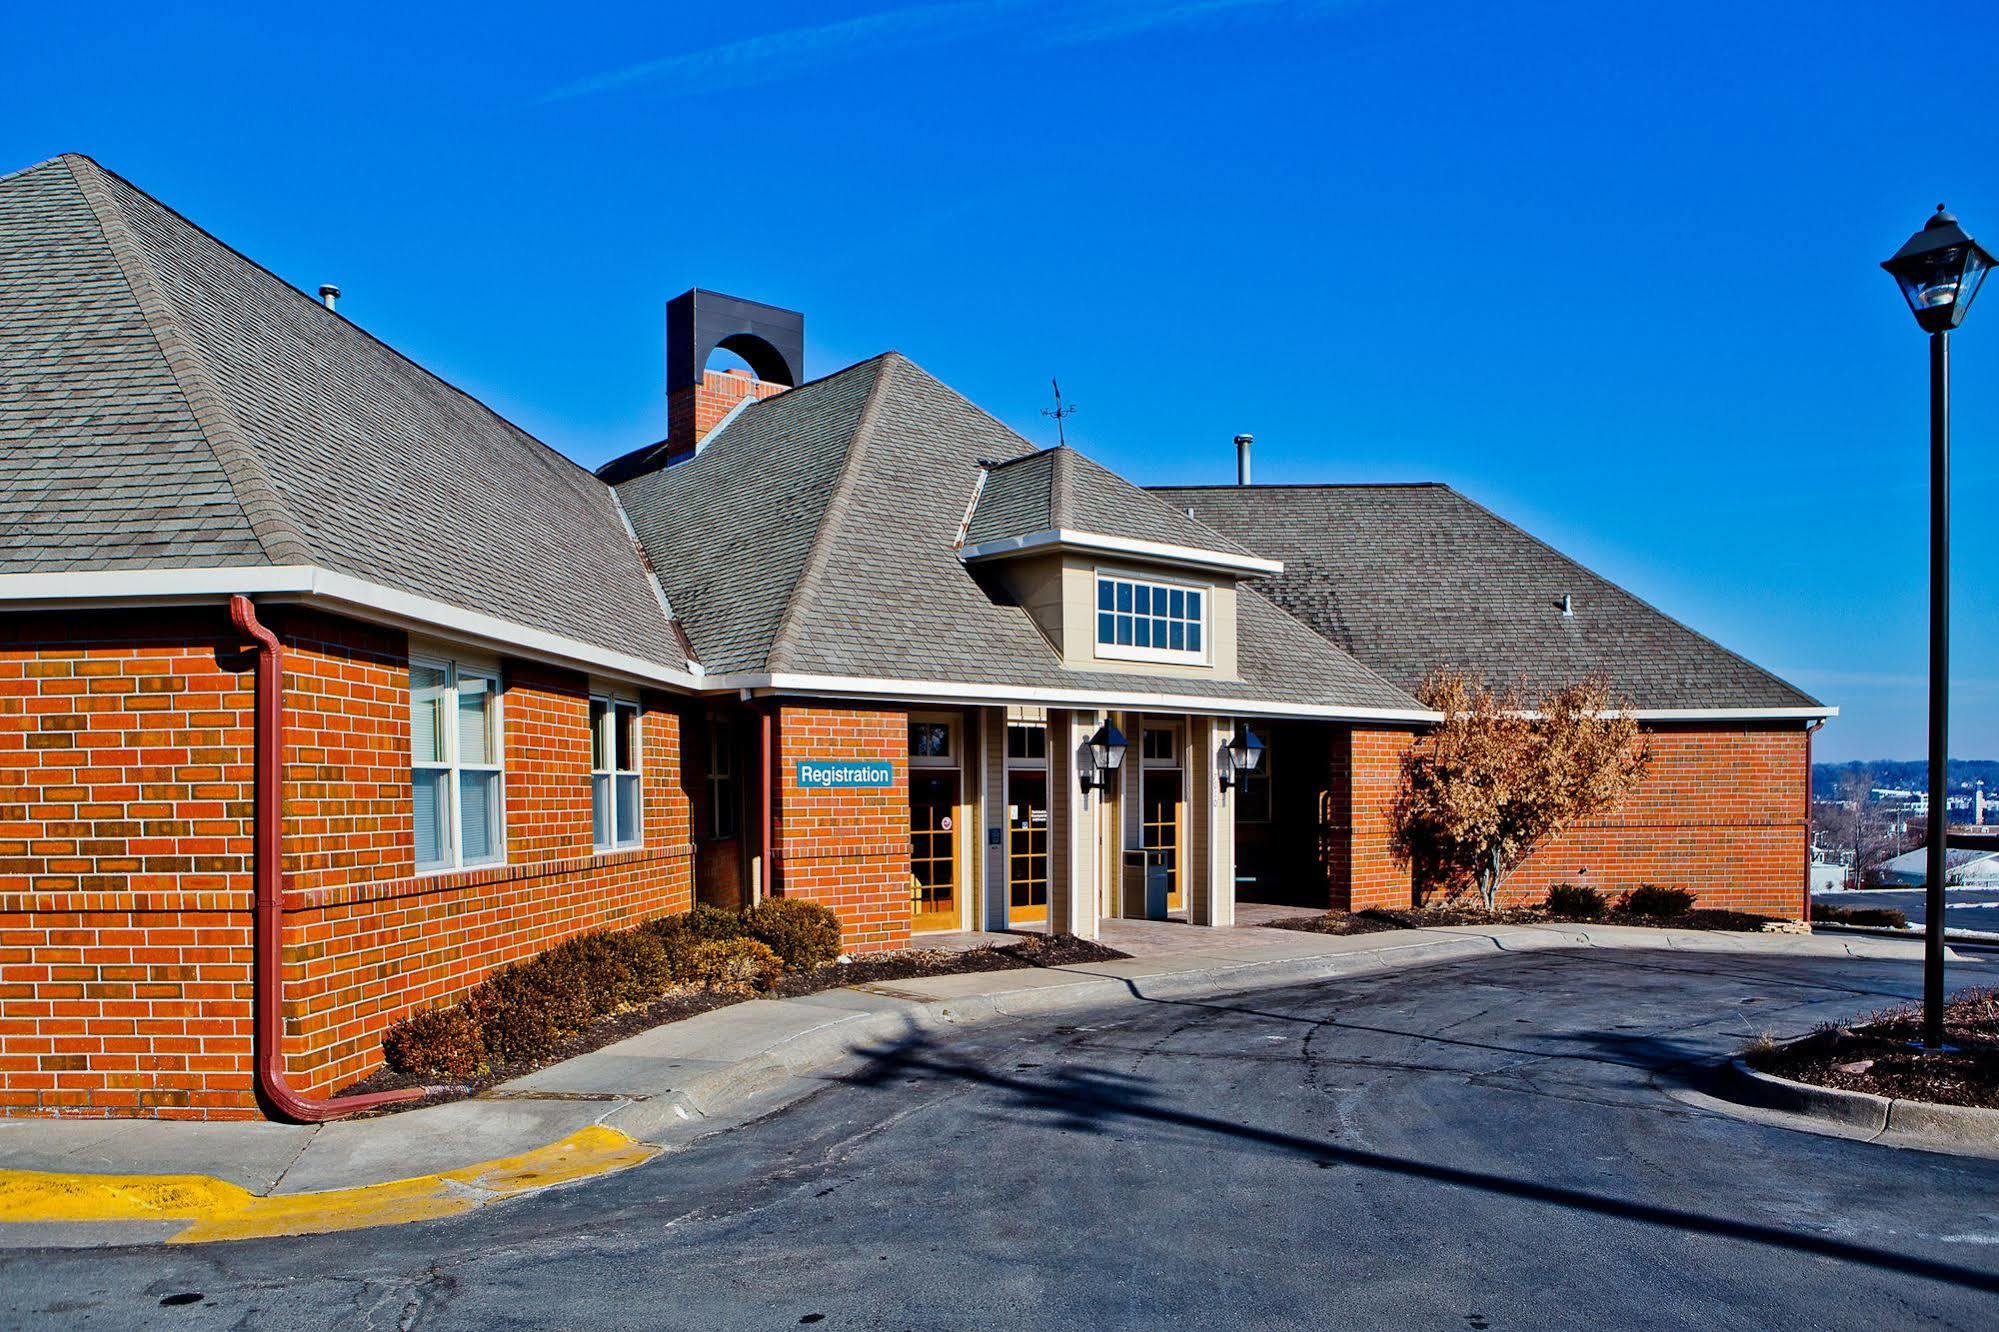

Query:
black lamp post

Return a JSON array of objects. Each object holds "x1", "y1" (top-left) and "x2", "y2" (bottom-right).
[{"x1": 1881, "y1": 204, "x2": 1993, "y2": 1050}]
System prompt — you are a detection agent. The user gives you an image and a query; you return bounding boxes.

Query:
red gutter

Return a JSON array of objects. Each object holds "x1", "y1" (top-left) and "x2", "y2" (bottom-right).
[
  {"x1": 230, "y1": 596, "x2": 433, "y2": 1122},
  {"x1": 761, "y1": 704, "x2": 777, "y2": 901}
]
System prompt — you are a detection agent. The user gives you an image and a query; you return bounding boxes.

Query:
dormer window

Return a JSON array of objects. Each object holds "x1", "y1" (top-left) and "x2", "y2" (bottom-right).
[{"x1": 1095, "y1": 571, "x2": 1206, "y2": 665}]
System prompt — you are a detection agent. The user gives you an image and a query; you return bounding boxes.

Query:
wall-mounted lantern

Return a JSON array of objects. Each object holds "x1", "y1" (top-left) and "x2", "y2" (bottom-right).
[
  {"x1": 1218, "y1": 724, "x2": 1265, "y2": 791},
  {"x1": 1081, "y1": 721, "x2": 1128, "y2": 794}
]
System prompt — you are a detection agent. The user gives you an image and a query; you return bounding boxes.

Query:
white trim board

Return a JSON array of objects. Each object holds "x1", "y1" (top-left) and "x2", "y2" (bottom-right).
[
  {"x1": 705, "y1": 670, "x2": 1442, "y2": 724},
  {"x1": 0, "y1": 565, "x2": 704, "y2": 693},
  {"x1": 959, "y1": 528, "x2": 1284, "y2": 578}
]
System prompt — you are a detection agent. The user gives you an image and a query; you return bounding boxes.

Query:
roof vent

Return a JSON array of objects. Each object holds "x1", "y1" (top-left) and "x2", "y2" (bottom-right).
[
  {"x1": 1560, "y1": 593, "x2": 1574, "y2": 618},
  {"x1": 1235, "y1": 433, "x2": 1254, "y2": 486},
  {"x1": 318, "y1": 284, "x2": 341, "y2": 312}
]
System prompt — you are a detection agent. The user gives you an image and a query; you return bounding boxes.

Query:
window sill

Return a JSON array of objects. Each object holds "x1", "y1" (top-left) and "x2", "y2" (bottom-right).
[{"x1": 1093, "y1": 644, "x2": 1210, "y2": 668}]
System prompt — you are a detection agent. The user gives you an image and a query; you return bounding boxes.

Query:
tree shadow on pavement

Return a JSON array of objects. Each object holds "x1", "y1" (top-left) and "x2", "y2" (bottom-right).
[{"x1": 835, "y1": 1033, "x2": 1999, "y2": 1297}]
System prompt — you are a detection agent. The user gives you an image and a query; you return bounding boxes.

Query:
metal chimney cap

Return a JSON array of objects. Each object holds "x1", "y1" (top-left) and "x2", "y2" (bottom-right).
[
  {"x1": 1233, "y1": 433, "x2": 1255, "y2": 445},
  {"x1": 317, "y1": 284, "x2": 341, "y2": 309}
]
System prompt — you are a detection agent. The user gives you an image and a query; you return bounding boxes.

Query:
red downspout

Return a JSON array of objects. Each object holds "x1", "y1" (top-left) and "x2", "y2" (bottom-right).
[
  {"x1": 230, "y1": 596, "x2": 433, "y2": 1121},
  {"x1": 761, "y1": 704, "x2": 777, "y2": 900}
]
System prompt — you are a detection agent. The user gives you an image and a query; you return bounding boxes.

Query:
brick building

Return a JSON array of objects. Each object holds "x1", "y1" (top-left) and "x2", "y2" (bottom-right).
[{"x1": 0, "y1": 155, "x2": 1830, "y2": 1120}]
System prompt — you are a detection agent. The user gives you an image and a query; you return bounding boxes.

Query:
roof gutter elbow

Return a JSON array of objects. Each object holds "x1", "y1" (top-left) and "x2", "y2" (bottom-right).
[{"x1": 229, "y1": 595, "x2": 447, "y2": 1121}]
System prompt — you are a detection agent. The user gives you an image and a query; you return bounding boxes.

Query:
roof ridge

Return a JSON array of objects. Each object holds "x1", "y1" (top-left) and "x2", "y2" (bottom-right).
[
  {"x1": 1439, "y1": 486, "x2": 1823, "y2": 708},
  {"x1": 1049, "y1": 443, "x2": 1076, "y2": 529},
  {"x1": 764, "y1": 356, "x2": 897, "y2": 672},
  {"x1": 0, "y1": 152, "x2": 79, "y2": 188},
  {"x1": 1150, "y1": 481, "x2": 1446, "y2": 492},
  {"x1": 73, "y1": 155, "x2": 615, "y2": 498},
  {"x1": 62, "y1": 156, "x2": 313, "y2": 567}
]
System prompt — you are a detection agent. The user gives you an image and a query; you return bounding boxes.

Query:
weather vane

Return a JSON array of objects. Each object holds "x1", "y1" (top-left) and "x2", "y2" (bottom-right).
[{"x1": 1042, "y1": 377, "x2": 1077, "y2": 448}]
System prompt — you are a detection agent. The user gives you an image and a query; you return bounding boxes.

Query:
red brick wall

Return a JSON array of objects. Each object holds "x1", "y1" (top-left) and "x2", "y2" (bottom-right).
[
  {"x1": 1, "y1": 606, "x2": 696, "y2": 1119},
  {"x1": 665, "y1": 369, "x2": 788, "y2": 462},
  {"x1": 1492, "y1": 724, "x2": 1809, "y2": 916},
  {"x1": 774, "y1": 704, "x2": 910, "y2": 953},
  {"x1": 274, "y1": 609, "x2": 695, "y2": 1099},
  {"x1": 1313, "y1": 726, "x2": 1418, "y2": 912},
  {"x1": 0, "y1": 611, "x2": 257, "y2": 1118}
]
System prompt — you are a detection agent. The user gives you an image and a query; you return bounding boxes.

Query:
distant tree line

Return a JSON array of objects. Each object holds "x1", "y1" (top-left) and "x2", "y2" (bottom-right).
[{"x1": 1812, "y1": 759, "x2": 1999, "y2": 803}]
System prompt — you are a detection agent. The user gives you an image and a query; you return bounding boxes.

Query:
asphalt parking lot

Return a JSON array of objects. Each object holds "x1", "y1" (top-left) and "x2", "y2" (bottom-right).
[{"x1": 6, "y1": 945, "x2": 1996, "y2": 1331}]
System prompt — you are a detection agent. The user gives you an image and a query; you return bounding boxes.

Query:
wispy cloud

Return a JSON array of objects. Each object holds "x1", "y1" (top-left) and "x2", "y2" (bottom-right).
[
  {"x1": 537, "y1": 0, "x2": 1322, "y2": 104},
  {"x1": 1040, "y1": 0, "x2": 1294, "y2": 46}
]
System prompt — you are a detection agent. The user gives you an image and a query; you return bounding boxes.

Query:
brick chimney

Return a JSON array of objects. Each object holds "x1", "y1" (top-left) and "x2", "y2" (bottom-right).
[{"x1": 663, "y1": 289, "x2": 804, "y2": 463}]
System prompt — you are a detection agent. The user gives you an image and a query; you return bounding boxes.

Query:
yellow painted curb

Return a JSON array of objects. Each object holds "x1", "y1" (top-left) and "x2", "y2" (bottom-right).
[{"x1": 0, "y1": 1125, "x2": 657, "y2": 1244}]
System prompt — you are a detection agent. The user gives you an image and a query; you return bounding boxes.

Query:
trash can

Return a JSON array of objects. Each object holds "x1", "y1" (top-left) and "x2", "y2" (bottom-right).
[{"x1": 1142, "y1": 850, "x2": 1171, "y2": 920}]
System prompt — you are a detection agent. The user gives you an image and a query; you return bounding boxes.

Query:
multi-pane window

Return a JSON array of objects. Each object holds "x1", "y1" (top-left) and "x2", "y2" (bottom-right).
[
  {"x1": 591, "y1": 697, "x2": 642, "y2": 849},
  {"x1": 909, "y1": 721, "x2": 953, "y2": 760},
  {"x1": 1005, "y1": 721, "x2": 1047, "y2": 762},
  {"x1": 410, "y1": 658, "x2": 503, "y2": 872},
  {"x1": 707, "y1": 719, "x2": 738, "y2": 840},
  {"x1": 1095, "y1": 573, "x2": 1205, "y2": 663}
]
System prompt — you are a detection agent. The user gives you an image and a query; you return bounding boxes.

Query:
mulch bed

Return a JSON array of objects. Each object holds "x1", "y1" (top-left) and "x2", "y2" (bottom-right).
[
  {"x1": 1748, "y1": 988, "x2": 1999, "y2": 1110},
  {"x1": 1265, "y1": 904, "x2": 1779, "y2": 936},
  {"x1": 338, "y1": 933, "x2": 1127, "y2": 1111},
  {"x1": 775, "y1": 933, "x2": 1126, "y2": 997}
]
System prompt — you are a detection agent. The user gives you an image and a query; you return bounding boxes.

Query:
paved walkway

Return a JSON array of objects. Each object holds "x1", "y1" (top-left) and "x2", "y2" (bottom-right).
[{"x1": 0, "y1": 919, "x2": 1958, "y2": 1247}]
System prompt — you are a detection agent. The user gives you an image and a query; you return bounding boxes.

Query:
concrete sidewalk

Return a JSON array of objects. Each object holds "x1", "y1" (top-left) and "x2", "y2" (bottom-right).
[{"x1": 0, "y1": 920, "x2": 1960, "y2": 1247}]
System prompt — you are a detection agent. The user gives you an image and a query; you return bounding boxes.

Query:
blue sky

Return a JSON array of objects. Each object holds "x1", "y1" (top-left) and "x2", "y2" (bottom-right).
[{"x1": 6, "y1": 1, "x2": 1994, "y2": 760}]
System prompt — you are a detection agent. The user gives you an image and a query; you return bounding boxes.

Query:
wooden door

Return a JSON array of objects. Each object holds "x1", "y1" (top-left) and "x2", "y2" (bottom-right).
[
  {"x1": 1143, "y1": 767, "x2": 1184, "y2": 911},
  {"x1": 910, "y1": 771, "x2": 960, "y2": 932},
  {"x1": 1007, "y1": 768, "x2": 1050, "y2": 927}
]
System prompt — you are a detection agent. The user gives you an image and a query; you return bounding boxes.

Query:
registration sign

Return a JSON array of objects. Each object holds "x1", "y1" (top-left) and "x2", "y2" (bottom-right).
[{"x1": 794, "y1": 759, "x2": 896, "y2": 789}]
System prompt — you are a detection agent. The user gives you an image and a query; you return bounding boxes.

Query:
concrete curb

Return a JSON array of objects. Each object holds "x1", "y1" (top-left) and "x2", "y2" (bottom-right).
[
  {"x1": 0, "y1": 1126, "x2": 657, "y2": 1246},
  {"x1": 1721, "y1": 1051, "x2": 1999, "y2": 1152}
]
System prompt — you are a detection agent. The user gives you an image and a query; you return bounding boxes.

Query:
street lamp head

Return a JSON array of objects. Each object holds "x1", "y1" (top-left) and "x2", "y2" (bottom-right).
[
  {"x1": 1081, "y1": 721, "x2": 1128, "y2": 794},
  {"x1": 1883, "y1": 204, "x2": 1993, "y2": 333},
  {"x1": 1227, "y1": 725, "x2": 1264, "y2": 775}
]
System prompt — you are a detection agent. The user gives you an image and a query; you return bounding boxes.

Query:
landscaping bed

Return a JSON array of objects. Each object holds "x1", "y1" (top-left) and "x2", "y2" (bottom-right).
[
  {"x1": 1811, "y1": 902, "x2": 1911, "y2": 929},
  {"x1": 1747, "y1": 988, "x2": 1999, "y2": 1110},
  {"x1": 1266, "y1": 885, "x2": 1779, "y2": 938},
  {"x1": 339, "y1": 905, "x2": 1126, "y2": 1110}
]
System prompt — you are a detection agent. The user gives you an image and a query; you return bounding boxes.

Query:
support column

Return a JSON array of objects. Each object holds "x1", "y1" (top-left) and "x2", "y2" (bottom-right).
[
  {"x1": 1046, "y1": 708, "x2": 1102, "y2": 940},
  {"x1": 1187, "y1": 716, "x2": 1236, "y2": 927}
]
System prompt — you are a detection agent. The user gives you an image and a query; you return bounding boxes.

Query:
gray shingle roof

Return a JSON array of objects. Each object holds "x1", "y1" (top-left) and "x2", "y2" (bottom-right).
[
  {"x1": 625, "y1": 354, "x2": 1421, "y2": 714},
  {"x1": 0, "y1": 154, "x2": 686, "y2": 670},
  {"x1": 964, "y1": 443, "x2": 1259, "y2": 559},
  {"x1": 0, "y1": 158, "x2": 268, "y2": 571},
  {"x1": 1159, "y1": 483, "x2": 1821, "y2": 712}
]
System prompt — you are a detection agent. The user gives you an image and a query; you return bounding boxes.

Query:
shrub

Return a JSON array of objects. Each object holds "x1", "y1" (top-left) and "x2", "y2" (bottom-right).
[
  {"x1": 686, "y1": 904, "x2": 750, "y2": 941},
  {"x1": 1544, "y1": 883, "x2": 1608, "y2": 920},
  {"x1": 682, "y1": 937, "x2": 785, "y2": 994},
  {"x1": 382, "y1": 1004, "x2": 487, "y2": 1081},
  {"x1": 471, "y1": 959, "x2": 590, "y2": 1063},
  {"x1": 1814, "y1": 902, "x2": 1910, "y2": 929},
  {"x1": 1622, "y1": 884, "x2": 1696, "y2": 918},
  {"x1": 743, "y1": 897, "x2": 843, "y2": 970}
]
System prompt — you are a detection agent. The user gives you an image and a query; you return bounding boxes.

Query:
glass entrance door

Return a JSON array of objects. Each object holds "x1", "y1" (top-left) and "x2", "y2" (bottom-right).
[
  {"x1": 1141, "y1": 734, "x2": 1184, "y2": 911},
  {"x1": 1007, "y1": 768, "x2": 1049, "y2": 927},
  {"x1": 910, "y1": 771, "x2": 960, "y2": 932}
]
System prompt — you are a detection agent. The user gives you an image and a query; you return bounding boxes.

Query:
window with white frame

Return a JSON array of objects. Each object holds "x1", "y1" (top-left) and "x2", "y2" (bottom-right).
[
  {"x1": 707, "y1": 718, "x2": 738, "y2": 841},
  {"x1": 410, "y1": 657, "x2": 504, "y2": 872},
  {"x1": 591, "y1": 696, "x2": 642, "y2": 849},
  {"x1": 1095, "y1": 572, "x2": 1206, "y2": 664}
]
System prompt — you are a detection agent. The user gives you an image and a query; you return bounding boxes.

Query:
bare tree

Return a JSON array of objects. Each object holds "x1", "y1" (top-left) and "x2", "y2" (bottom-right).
[{"x1": 1391, "y1": 672, "x2": 1651, "y2": 912}]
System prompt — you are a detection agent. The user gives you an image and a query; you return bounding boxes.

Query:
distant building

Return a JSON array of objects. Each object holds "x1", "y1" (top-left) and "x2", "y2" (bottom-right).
[{"x1": 1868, "y1": 847, "x2": 1999, "y2": 888}]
